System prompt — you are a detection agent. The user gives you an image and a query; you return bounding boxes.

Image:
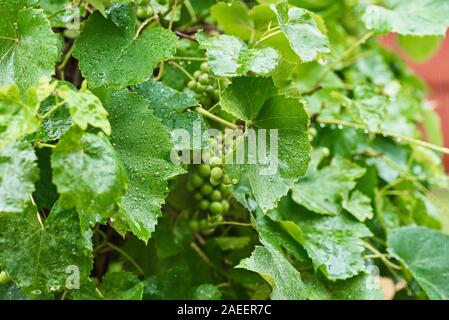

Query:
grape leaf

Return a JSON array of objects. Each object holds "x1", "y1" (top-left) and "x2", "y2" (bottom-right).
[
  {"x1": 58, "y1": 84, "x2": 111, "y2": 135},
  {"x1": 197, "y1": 32, "x2": 279, "y2": 77},
  {"x1": 105, "y1": 90, "x2": 184, "y2": 242},
  {"x1": 225, "y1": 94, "x2": 310, "y2": 212},
  {"x1": 0, "y1": 140, "x2": 38, "y2": 213},
  {"x1": 0, "y1": 84, "x2": 40, "y2": 149},
  {"x1": 193, "y1": 284, "x2": 222, "y2": 300},
  {"x1": 51, "y1": 126, "x2": 128, "y2": 230},
  {"x1": 363, "y1": 0, "x2": 449, "y2": 36},
  {"x1": 131, "y1": 79, "x2": 204, "y2": 149},
  {"x1": 73, "y1": 4, "x2": 178, "y2": 89},
  {"x1": 37, "y1": 95, "x2": 72, "y2": 143},
  {"x1": 210, "y1": 1, "x2": 254, "y2": 41},
  {"x1": 0, "y1": 202, "x2": 93, "y2": 294},
  {"x1": 352, "y1": 84, "x2": 388, "y2": 131},
  {"x1": 237, "y1": 239, "x2": 311, "y2": 300},
  {"x1": 271, "y1": 0, "x2": 330, "y2": 62},
  {"x1": 275, "y1": 196, "x2": 373, "y2": 281},
  {"x1": 291, "y1": 157, "x2": 366, "y2": 215},
  {"x1": 388, "y1": 226, "x2": 449, "y2": 300},
  {"x1": 342, "y1": 190, "x2": 374, "y2": 222},
  {"x1": 221, "y1": 77, "x2": 274, "y2": 121},
  {"x1": 0, "y1": 2, "x2": 59, "y2": 91},
  {"x1": 72, "y1": 272, "x2": 143, "y2": 300}
]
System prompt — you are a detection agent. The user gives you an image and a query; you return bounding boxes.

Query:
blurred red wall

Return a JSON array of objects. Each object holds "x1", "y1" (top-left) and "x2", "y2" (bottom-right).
[{"x1": 381, "y1": 34, "x2": 449, "y2": 172}]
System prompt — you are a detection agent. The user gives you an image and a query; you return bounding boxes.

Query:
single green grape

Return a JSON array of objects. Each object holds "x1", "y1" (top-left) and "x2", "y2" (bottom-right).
[
  {"x1": 210, "y1": 176, "x2": 221, "y2": 186},
  {"x1": 0, "y1": 271, "x2": 10, "y2": 285},
  {"x1": 136, "y1": 6, "x2": 149, "y2": 20},
  {"x1": 202, "y1": 151, "x2": 211, "y2": 164},
  {"x1": 199, "y1": 74, "x2": 209, "y2": 85},
  {"x1": 199, "y1": 199, "x2": 210, "y2": 211},
  {"x1": 194, "y1": 192, "x2": 203, "y2": 201},
  {"x1": 199, "y1": 219, "x2": 209, "y2": 230},
  {"x1": 206, "y1": 85, "x2": 215, "y2": 94},
  {"x1": 198, "y1": 164, "x2": 211, "y2": 178},
  {"x1": 200, "y1": 62, "x2": 210, "y2": 73},
  {"x1": 222, "y1": 174, "x2": 231, "y2": 185},
  {"x1": 189, "y1": 220, "x2": 200, "y2": 232},
  {"x1": 196, "y1": 83, "x2": 206, "y2": 93},
  {"x1": 211, "y1": 167, "x2": 223, "y2": 180},
  {"x1": 200, "y1": 183, "x2": 213, "y2": 196},
  {"x1": 193, "y1": 70, "x2": 202, "y2": 79},
  {"x1": 188, "y1": 80, "x2": 197, "y2": 90},
  {"x1": 222, "y1": 199, "x2": 230, "y2": 212},
  {"x1": 210, "y1": 201, "x2": 223, "y2": 215},
  {"x1": 209, "y1": 156, "x2": 222, "y2": 167},
  {"x1": 219, "y1": 183, "x2": 230, "y2": 196},
  {"x1": 210, "y1": 190, "x2": 222, "y2": 201},
  {"x1": 190, "y1": 174, "x2": 204, "y2": 188}
]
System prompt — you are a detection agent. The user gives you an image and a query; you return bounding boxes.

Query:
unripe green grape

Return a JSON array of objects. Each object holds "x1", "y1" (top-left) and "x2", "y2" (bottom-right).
[
  {"x1": 222, "y1": 174, "x2": 231, "y2": 185},
  {"x1": 199, "y1": 219, "x2": 209, "y2": 230},
  {"x1": 200, "y1": 96, "x2": 211, "y2": 106},
  {"x1": 200, "y1": 62, "x2": 210, "y2": 73},
  {"x1": 198, "y1": 164, "x2": 211, "y2": 178},
  {"x1": 231, "y1": 178, "x2": 239, "y2": 185},
  {"x1": 211, "y1": 167, "x2": 223, "y2": 180},
  {"x1": 210, "y1": 201, "x2": 223, "y2": 215},
  {"x1": 188, "y1": 80, "x2": 197, "y2": 90},
  {"x1": 196, "y1": 83, "x2": 206, "y2": 93},
  {"x1": 189, "y1": 220, "x2": 199, "y2": 232},
  {"x1": 0, "y1": 271, "x2": 10, "y2": 284},
  {"x1": 210, "y1": 176, "x2": 221, "y2": 186},
  {"x1": 199, "y1": 199, "x2": 210, "y2": 210},
  {"x1": 222, "y1": 199, "x2": 230, "y2": 212},
  {"x1": 208, "y1": 137, "x2": 217, "y2": 147},
  {"x1": 209, "y1": 156, "x2": 222, "y2": 167},
  {"x1": 193, "y1": 70, "x2": 202, "y2": 79},
  {"x1": 206, "y1": 85, "x2": 215, "y2": 94},
  {"x1": 214, "y1": 89, "x2": 220, "y2": 98},
  {"x1": 190, "y1": 174, "x2": 204, "y2": 188},
  {"x1": 215, "y1": 214, "x2": 224, "y2": 223},
  {"x1": 194, "y1": 192, "x2": 203, "y2": 201},
  {"x1": 136, "y1": 6, "x2": 149, "y2": 19},
  {"x1": 137, "y1": 0, "x2": 149, "y2": 5},
  {"x1": 199, "y1": 73, "x2": 209, "y2": 85},
  {"x1": 200, "y1": 183, "x2": 213, "y2": 196},
  {"x1": 210, "y1": 190, "x2": 222, "y2": 201},
  {"x1": 322, "y1": 147, "x2": 330, "y2": 157},
  {"x1": 186, "y1": 181, "x2": 195, "y2": 192},
  {"x1": 219, "y1": 183, "x2": 230, "y2": 196}
]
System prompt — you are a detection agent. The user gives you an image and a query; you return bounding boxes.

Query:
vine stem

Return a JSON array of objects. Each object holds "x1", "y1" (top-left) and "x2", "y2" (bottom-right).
[
  {"x1": 215, "y1": 221, "x2": 254, "y2": 228},
  {"x1": 316, "y1": 117, "x2": 449, "y2": 155},
  {"x1": 41, "y1": 100, "x2": 66, "y2": 120},
  {"x1": 36, "y1": 142, "x2": 56, "y2": 149},
  {"x1": 190, "y1": 242, "x2": 230, "y2": 281},
  {"x1": 57, "y1": 44, "x2": 75, "y2": 79},
  {"x1": 46, "y1": 7, "x2": 68, "y2": 20},
  {"x1": 361, "y1": 240, "x2": 401, "y2": 270},
  {"x1": 0, "y1": 36, "x2": 18, "y2": 42},
  {"x1": 169, "y1": 56, "x2": 207, "y2": 61},
  {"x1": 167, "y1": 61, "x2": 194, "y2": 80},
  {"x1": 253, "y1": 29, "x2": 282, "y2": 48},
  {"x1": 135, "y1": 16, "x2": 157, "y2": 38},
  {"x1": 184, "y1": 0, "x2": 197, "y2": 22},
  {"x1": 196, "y1": 107, "x2": 238, "y2": 130},
  {"x1": 168, "y1": 0, "x2": 178, "y2": 31},
  {"x1": 312, "y1": 31, "x2": 374, "y2": 90},
  {"x1": 106, "y1": 243, "x2": 145, "y2": 277}
]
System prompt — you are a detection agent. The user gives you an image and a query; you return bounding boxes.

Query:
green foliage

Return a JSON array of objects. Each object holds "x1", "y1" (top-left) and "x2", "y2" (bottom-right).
[{"x1": 1, "y1": 0, "x2": 449, "y2": 301}]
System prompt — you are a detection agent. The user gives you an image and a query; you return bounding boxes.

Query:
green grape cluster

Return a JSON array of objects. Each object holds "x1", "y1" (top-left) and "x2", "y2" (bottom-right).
[
  {"x1": 187, "y1": 63, "x2": 219, "y2": 107},
  {"x1": 135, "y1": 0, "x2": 154, "y2": 20}
]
